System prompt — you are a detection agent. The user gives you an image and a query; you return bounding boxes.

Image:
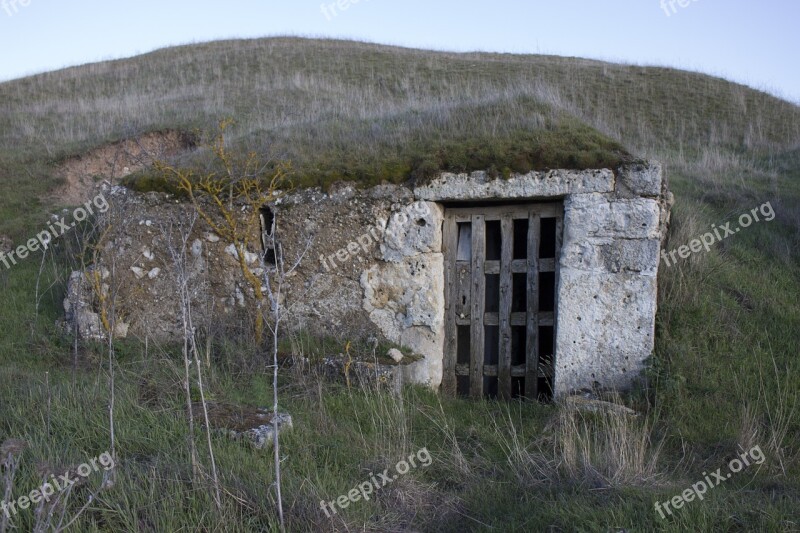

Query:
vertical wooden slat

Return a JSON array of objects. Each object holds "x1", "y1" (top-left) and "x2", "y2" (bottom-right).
[
  {"x1": 442, "y1": 215, "x2": 458, "y2": 395},
  {"x1": 550, "y1": 214, "x2": 564, "y2": 397},
  {"x1": 470, "y1": 215, "x2": 485, "y2": 398},
  {"x1": 454, "y1": 264, "x2": 471, "y2": 318},
  {"x1": 525, "y1": 213, "x2": 541, "y2": 400},
  {"x1": 498, "y1": 215, "x2": 513, "y2": 399}
]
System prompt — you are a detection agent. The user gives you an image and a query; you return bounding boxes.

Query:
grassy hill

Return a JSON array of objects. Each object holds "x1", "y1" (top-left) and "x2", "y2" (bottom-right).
[
  {"x1": 0, "y1": 38, "x2": 798, "y2": 531},
  {"x1": 1, "y1": 38, "x2": 798, "y2": 222}
]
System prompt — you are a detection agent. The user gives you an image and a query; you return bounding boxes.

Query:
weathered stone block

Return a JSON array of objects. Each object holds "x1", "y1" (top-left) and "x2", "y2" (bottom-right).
[
  {"x1": 414, "y1": 169, "x2": 615, "y2": 201},
  {"x1": 561, "y1": 238, "x2": 660, "y2": 274},
  {"x1": 361, "y1": 254, "x2": 444, "y2": 333},
  {"x1": 564, "y1": 194, "x2": 661, "y2": 240},
  {"x1": 616, "y1": 161, "x2": 663, "y2": 198},
  {"x1": 554, "y1": 269, "x2": 657, "y2": 395},
  {"x1": 361, "y1": 254, "x2": 445, "y2": 385}
]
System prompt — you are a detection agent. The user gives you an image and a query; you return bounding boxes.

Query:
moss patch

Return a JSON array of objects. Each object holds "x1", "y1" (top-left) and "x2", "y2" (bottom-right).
[
  {"x1": 122, "y1": 108, "x2": 630, "y2": 194},
  {"x1": 189, "y1": 402, "x2": 274, "y2": 433}
]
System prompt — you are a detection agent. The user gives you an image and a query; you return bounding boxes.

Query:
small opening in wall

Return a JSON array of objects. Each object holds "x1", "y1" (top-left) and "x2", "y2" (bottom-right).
[
  {"x1": 485, "y1": 274, "x2": 500, "y2": 313},
  {"x1": 512, "y1": 273, "x2": 527, "y2": 313},
  {"x1": 484, "y1": 376, "x2": 498, "y2": 399},
  {"x1": 457, "y1": 375, "x2": 470, "y2": 397},
  {"x1": 484, "y1": 326, "x2": 499, "y2": 366},
  {"x1": 511, "y1": 377, "x2": 525, "y2": 399},
  {"x1": 511, "y1": 326, "x2": 526, "y2": 365},
  {"x1": 259, "y1": 206, "x2": 276, "y2": 267},
  {"x1": 264, "y1": 248, "x2": 276, "y2": 266}
]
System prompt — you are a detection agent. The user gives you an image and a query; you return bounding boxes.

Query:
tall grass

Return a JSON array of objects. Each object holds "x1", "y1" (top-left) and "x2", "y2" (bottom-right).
[
  {"x1": 495, "y1": 400, "x2": 663, "y2": 490},
  {"x1": 0, "y1": 39, "x2": 798, "y2": 216}
]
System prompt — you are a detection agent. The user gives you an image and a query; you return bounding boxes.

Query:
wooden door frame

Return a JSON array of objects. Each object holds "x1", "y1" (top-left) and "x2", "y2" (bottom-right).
[{"x1": 442, "y1": 202, "x2": 563, "y2": 400}]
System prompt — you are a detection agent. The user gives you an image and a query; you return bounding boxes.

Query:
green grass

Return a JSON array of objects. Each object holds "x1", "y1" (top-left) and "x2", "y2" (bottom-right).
[
  {"x1": 0, "y1": 335, "x2": 796, "y2": 531},
  {"x1": 0, "y1": 37, "x2": 799, "y2": 531}
]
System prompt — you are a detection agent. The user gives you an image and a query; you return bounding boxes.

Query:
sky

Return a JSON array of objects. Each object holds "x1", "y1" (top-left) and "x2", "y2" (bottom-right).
[{"x1": 0, "y1": 0, "x2": 797, "y2": 103}]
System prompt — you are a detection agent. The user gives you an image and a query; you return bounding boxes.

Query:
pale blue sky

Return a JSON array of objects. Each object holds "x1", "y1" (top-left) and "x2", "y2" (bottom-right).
[{"x1": 0, "y1": 0, "x2": 797, "y2": 102}]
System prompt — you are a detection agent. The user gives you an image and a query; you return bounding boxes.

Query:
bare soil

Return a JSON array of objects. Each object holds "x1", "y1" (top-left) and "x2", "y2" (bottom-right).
[{"x1": 50, "y1": 130, "x2": 193, "y2": 206}]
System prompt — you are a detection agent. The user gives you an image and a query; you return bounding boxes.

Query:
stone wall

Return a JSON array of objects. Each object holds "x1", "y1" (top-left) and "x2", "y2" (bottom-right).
[
  {"x1": 274, "y1": 184, "x2": 445, "y2": 385},
  {"x1": 66, "y1": 162, "x2": 670, "y2": 397}
]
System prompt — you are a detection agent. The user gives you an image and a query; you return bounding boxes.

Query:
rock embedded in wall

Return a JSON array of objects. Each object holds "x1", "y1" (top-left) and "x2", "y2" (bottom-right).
[
  {"x1": 360, "y1": 201, "x2": 445, "y2": 385},
  {"x1": 380, "y1": 201, "x2": 442, "y2": 262}
]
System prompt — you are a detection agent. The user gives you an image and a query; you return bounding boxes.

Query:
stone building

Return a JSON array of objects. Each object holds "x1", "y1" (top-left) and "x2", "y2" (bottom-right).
[{"x1": 66, "y1": 162, "x2": 671, "y2": 400}]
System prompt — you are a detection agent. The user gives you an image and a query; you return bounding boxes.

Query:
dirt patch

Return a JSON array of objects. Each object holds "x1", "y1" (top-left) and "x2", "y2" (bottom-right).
[
  {"x1": 50, "y1": 130, "x2": 194, "y2": 206},
  {"x1": 0, "y1": 234, "x2": 11, "y2": 253}
]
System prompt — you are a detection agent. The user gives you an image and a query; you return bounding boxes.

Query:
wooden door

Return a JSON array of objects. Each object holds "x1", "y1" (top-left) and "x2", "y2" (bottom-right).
[{"x1": 442, "y1": 203, "x2": 563, "y2": 400}]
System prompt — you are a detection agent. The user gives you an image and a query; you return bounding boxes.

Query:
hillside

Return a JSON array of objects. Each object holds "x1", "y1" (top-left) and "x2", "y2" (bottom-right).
[
  {"x1": 1, "y1": 38, "x2": 798, "y2": 228},
  {"x1": 0, "y1": 38, "x2": 798, "y2": 531}
]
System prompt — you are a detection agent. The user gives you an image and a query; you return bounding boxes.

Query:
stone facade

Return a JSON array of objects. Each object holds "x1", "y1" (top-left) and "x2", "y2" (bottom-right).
[
  {"x1": 65, "y1": 162, "x2": 671, "y2": 398},
  {"x1": 411, "y1": 164, "x2": 670, "y2": 395}
]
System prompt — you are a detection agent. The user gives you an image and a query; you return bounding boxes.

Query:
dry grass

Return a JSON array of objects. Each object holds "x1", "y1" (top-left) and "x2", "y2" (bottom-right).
[
  {"x1": 752, "y1": 351, "x2": 800, "y2": 477},
  {"x1": 494, "y1": 399, "x2": 663, "y2": 490},
  {"x1": 1, "y1": 38, "x2": 798, "y2": 199},
  {"x1": 551, "y1": 405, "x2": 663, "y2": 488}
]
